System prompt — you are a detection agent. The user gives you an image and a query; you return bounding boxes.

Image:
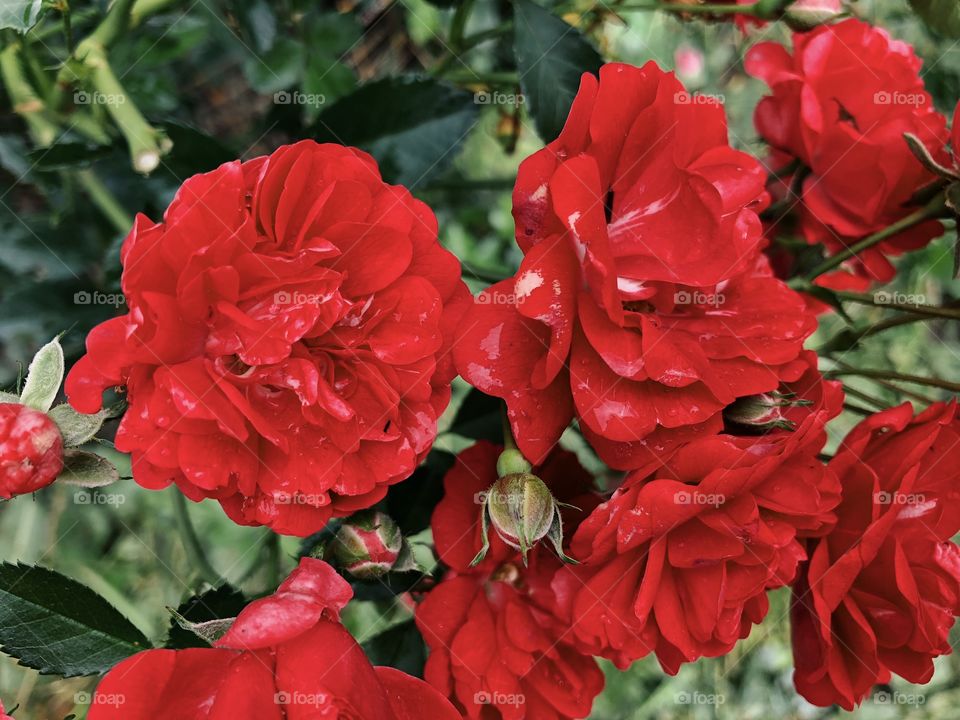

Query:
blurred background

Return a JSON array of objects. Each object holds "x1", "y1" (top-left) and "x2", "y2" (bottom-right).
[{"x1": 1, "y1": 0, "x2": 959, "y2": 717}]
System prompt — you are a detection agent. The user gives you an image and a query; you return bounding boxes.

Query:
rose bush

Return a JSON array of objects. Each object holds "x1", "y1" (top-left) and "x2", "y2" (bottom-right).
[{"x1": 65, "y1": 140, "x2": 468, "y2": 536}]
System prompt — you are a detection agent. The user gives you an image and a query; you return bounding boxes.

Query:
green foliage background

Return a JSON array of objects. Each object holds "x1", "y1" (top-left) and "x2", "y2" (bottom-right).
[{"x1": 1, "y1": 0, "x2": 959, "y2": 717}]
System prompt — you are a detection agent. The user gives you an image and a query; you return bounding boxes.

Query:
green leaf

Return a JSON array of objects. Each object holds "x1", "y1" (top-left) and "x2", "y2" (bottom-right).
[
  {"x1": 19, "y1": 337, "x2": 63, "y2": 412},
  {"x1": 311, "y1": 77, "x2": 479, "y2": 187},
  {"x1": 361, "y1": 619, "x2": 426, "y2": 677},
  {"x1": 157, "y1": 121, "x2": 238, "y2": 178},
  {"x1": 0, "y1": 0, "x2": 42, "y2": 33},
  {"x1": 0, "y1": 562, "x2": 149, "y2": 676},
  {"x1": 449, "y1": 387, "x2": 502, "y2": 442},
  {"x1": 513, "y1": 0, "x2": 602, "y2": 143},
  {"x1": 57, "y1": 450, "x2": 120, "y2": 488},
  {"x1": 386, "y1": 450, "x2": 455, "y2": 535},
  {"x1": 47, "y1": 404, "x2": 107, "y2": 447},
  {"x1": 910, "y1": 0, "x2": 960, "y2": 38},
  {"x1": 165, "y1": 585, "x2": 248, "y2": 649},
  {"x1": 0, "y1": 391, "x2": 18, "y2": 403},
  {"x1": 26, "y1": 142, "x2": 112, "y2": 172},
  {"x1": 244, "y1": 37, "x2": 304, "y2": 94}
]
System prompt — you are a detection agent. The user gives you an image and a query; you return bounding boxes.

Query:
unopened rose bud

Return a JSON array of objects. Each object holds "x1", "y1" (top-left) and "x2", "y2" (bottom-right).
[
  {"x1": 784, "y1": 0, "x2": 844, "y2": 31},
  {"x1": 0, "y1": 403, "x2": 64, "y2": 499},
  {"x1": 331, "y1": 510, "x2": 403, "y2": 580},
  {"x1": 487, "y1": 472, "x2": 555, "y2": 554},
  {"x1": 471, "y1": 449, "x2": 578, "y2": 567},
  {"x1": 724, "y1": 391, "x2": 810, "y2": 433}
]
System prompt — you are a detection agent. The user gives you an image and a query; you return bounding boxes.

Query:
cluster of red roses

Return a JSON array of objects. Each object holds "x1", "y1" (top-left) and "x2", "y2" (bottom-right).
[{"x1": 0, "y1": 11, "x2": 955, "y2": 720}]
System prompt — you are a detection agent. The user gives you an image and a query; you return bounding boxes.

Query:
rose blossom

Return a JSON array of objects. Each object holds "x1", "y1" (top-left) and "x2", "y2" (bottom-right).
[
  {"x1": 66, "y1": 140, "x2": 469, "y2": 536},
  {"x1": 89, "y1": 558, "x2": 460, "y2": 719},
  {"x1": 551, "y1": 353, "x2": 842, "y2": 672},
  {"x1": 791, "y1": 402, "x2": 960, "y2": 709},
  {"x1": 416, "y1": 442, "x2": 604, "y2": 720},
  {"x1": 747, "y1": 19, "x2": 950, "y2": 283},
  {"x1": 454, "y1": 61, "x2": 816, "y2": 469}
]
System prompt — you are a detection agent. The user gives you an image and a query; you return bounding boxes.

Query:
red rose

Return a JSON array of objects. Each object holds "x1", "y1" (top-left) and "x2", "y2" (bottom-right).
[
  {"x1": 791, "y1": 402, "x2": 960, "y2": 710},
  {"x1": 89, "y1": 558, "x2": 460, "y2": 719},
  {"x1": 454, "y1": 62, "x2": 815, "y2": 469},
  {"x1": 0, "y1": 403, "x2": 63, "y2": 500},
  {"x1": 65, "y1": 140, "x2": 469, "y2": 536},
  {"x1": 416, "y1": 442, "x2": 604, "y2": 720},
  {"x1": 551, "y1": 354, "x2": 842, "y2": 672},
  {"x1": 747, "y1": 19, "x2": 950, "y2": 283}
]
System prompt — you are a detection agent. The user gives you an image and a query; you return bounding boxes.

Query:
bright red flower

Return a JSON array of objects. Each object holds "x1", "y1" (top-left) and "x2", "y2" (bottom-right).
[
  {"x1": 747, "y1": 19, "x2": 950, "y2": 283},
  {"x1": 65, "y1": 140, "x2": 469, "y2": 536},
  {"x1": 0, "y1": 403, "x2": 63, "y2": 500},
  {"x1": 0, "y1": 699, "x2": 11, "y2": 720},
  {"x1": 454, "y1": 62, "x2": 815, "y2": 469},
  {"x1": 791, "y1": 402, "x2": 960, "y2": 710},
  {"x1": 416, "y1": 442, "x2": 604, "y2": 720},
  {"x1": 550, "y1": 354, "x2": 842, "y2": 673},
  {"x1": 89, "y1": 558, "x2": 460, "y2": 719}
]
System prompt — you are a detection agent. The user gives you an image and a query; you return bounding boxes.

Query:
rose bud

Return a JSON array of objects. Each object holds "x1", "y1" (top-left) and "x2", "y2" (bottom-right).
[
  {"x1": 784, "y1": 0, "x2": 844, "y2": 31},
  {"x1": 472, "y1": 449, "x2": 577, "y2": 566},
  {"x1": 330, "y1": 510, "x2": 403, "y2": 580},
  {"x1": 723, "y1": 392, "x2": 811, "y2": 433},
  {"x1": 0, "y1": 403, "x2": 64, "y2": 500}
]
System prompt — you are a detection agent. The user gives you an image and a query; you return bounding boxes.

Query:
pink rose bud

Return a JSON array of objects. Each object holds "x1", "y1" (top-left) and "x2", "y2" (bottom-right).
[
  {"x1": 331, "y1": 510, "x2": 403, "y2": 580},
  {"x1": 0, "y1": 403, "x2": 64, "y2": 499}
]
